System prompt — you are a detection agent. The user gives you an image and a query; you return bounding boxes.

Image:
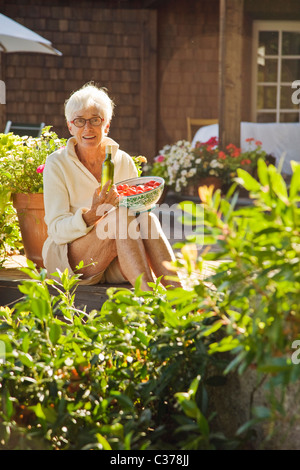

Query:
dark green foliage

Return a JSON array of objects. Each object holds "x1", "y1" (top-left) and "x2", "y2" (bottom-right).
[{"x1": 0, "y1": 159, "x2": 299, "y2": 449}]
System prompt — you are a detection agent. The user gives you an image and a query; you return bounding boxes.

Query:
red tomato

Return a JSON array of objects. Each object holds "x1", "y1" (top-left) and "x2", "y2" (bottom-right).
[{"x1": 117, "y1": 180, "x2": 161, "y2": 196}]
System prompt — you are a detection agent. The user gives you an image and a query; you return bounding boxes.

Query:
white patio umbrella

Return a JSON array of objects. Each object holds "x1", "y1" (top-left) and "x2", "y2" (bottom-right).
[{"x1": 0, "y1": 13, "x2": 62, "y2": 56}]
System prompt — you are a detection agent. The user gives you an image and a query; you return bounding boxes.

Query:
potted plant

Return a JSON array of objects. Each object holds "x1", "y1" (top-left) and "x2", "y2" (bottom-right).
[
  {"x1": 0, "y1": 127, "x2": 67, "y2": 267},
  {"x1": 148, "y1": 137, "x2": 267, "y2": 197}
]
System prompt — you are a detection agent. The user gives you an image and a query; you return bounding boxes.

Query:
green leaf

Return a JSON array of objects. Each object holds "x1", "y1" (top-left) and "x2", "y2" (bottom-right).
[
  {"x1": 19, "y1": 352, "x2": 35, "y2": 368},
  {"x1": 268, "y1": 167, "x2": 288, "y2": 202},
  {"x1": 188, "y1": 375, "x2": 201, "y2": 398},
  {"x1": 256, "y1": 158, "x2": 269, "y2": 185},
  {"x1": 289, "y1": 161, "x2": 300, "y2": 199},
  {"x1": 110, "y1": 391, "x2": 134, "y2": 411},
  {"x1": 29, "y1": 403, "x2": 46, "y2": 421},
  {"x1": 49, "y1": 322, "x2": 61, "y2": 346},
  {"x1": 252, "y1": 406, "x2": 272, "y2": 420},
  {"x1": 100, "y1": 422, "x2": 124, "y2": 438},
  {"x1": 236, "y1": 169, "x2": 261, "y2": 192},
  {"x1": 201, "y1": 320, "x2": 223, "y2": 337},
  {"x1": 2, "y1": 390, "x2": 14, "y2": 419},
  {"x1": 22, "y1": 335, "x2": 30, "y2": 354},
  {"x1": 72, "y1": 341, "x2": 84, "y2": 358},
  {"x1": 96, "y1": 433, "x2": 112, "y2": 450}
]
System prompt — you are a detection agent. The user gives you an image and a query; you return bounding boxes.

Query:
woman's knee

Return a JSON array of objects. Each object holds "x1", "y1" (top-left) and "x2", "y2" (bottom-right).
[{"x1": 137, "y1": 211, "x2": 161, "y2": 239}]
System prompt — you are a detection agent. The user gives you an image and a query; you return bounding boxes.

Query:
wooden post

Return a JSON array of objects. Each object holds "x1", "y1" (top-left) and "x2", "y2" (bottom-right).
[
  {"x1": 218, "y1": 0, "x2": 244, "y2": 149},
  {"x1": 140, "y1": 10, "x2": 157, "y2": 159},
  {"x1": 0, "y1": 53, "x2": 6, "y2": 133}
]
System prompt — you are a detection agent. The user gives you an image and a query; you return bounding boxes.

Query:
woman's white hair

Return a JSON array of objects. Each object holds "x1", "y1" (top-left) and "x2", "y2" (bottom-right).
[{"x1": 64, "y1": 82, "x2": 115, "y2": 126}]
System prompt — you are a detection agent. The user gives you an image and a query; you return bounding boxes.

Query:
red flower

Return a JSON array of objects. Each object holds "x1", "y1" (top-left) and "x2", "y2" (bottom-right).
[
  {"x1": 231, "y1": 148, "x2": 241, "y2": 157},
  {"x1": 226, "y1": 143, "x2": 235, "y2": 150},
  {"x1": 218, "y1": 151, "x2": 226, "y2": 160},
  {"x1": 226, "y1": 143, "x2": 241, "y2": 157},
  {"x1": 241, "y1": 159, "x2": 251, "y2": 165},
  {"x1": 255, "y1": 140, "x2": 262, "y2": 146},
  {"x1": 245, "y1": 137, "x2": 254, "y2": 143},
  {"x1": 36, "y1": 164, "x2": 45, "y2": 173}
]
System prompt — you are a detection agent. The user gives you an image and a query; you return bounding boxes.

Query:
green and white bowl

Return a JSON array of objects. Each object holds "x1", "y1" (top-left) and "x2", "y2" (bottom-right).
[{"x1": 117, "y1": 176, "x2": 165, "y2": 213}]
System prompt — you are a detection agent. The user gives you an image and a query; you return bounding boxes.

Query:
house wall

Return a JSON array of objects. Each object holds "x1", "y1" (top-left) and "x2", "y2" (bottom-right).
[
  {"x1": 1, "y1": 0, "x2": 299, "y2": 160},
  {"x1": 1, "y1": 0, "x2": 221, "y2": 160},
  {"x1": 1, "y1": 0, "x2": 157, "y2": 157},
  {"x1": 156, "y1": 0, "x2": 220, "y2": 149}
]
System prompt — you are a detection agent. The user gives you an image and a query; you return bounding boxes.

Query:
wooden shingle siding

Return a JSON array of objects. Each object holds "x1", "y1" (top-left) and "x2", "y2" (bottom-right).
[{"x1": 1, "y1": 0, "x2": 300, "y2": 159}]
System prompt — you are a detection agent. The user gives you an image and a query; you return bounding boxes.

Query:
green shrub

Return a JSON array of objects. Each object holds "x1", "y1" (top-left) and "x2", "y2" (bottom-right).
[
  {"x1": 1, "y1": 158, "x2": 299, "y2": 449},
  {"x1": 0, "y1": 186, "x2": 22, "y2": 265},
  {"x1": 181, "y1": 158, "x2": 300, "y2": 440},
  {"x1": 0, "y1": 262, "x2": 232, "y2": 450}
]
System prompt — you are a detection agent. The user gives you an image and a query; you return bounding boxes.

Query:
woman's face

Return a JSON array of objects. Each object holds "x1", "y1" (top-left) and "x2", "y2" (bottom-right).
[{"x1": 67, "y1": 105, "x2": 110, "y2": 152}]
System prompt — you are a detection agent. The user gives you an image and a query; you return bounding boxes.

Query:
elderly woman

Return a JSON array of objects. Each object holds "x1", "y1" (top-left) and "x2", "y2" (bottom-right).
[{"x1": 42, "y1": 83, "x2": 179, "y2": 291}]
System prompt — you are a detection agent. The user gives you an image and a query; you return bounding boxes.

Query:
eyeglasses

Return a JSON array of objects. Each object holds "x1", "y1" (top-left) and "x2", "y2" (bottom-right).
[{"x1": 70, "y1": 116, "x2": 104, "y2": 128}]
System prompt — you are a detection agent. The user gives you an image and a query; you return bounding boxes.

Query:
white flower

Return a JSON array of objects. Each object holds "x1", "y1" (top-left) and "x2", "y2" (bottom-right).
[
  {"x1": 26, "y1": 157, "x2": 34, "y2": 163},
  {"x1": 187, "y1": 168, "x2": 197, "y2": 177},
  {"x1": 210, "y1": 159, "x2": 224, "y2": 169}
]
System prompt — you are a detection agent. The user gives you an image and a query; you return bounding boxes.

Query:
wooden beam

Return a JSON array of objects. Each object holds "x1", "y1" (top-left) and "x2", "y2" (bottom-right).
[
  {"x1": 0, "y1": 53, "x2": 6, "y2": 133},
  {"x1": 218, "y1": 0, "x2": 244, "y2": 149},
  {"x1": 142, "y1": 0, "x2": 166, "y2": 7},
  {"x1": 140, "y1": 9, "x2": 157, "y2": 158}
]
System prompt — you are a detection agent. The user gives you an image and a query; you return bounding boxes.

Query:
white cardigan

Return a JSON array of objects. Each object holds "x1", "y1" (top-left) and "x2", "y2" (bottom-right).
[{"x1": 42, "y1": 136, "x2": 138, "y2": 270}]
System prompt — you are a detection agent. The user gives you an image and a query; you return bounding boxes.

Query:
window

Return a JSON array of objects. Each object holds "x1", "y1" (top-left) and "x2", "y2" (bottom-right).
[{"x1": 252, "y1": 21, "x2": 300, "y2": 123}]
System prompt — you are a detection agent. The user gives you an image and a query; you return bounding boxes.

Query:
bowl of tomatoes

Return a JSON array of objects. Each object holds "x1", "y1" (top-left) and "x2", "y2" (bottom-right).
[{"x1": 116, "y1": 176, "x2": 165, "y2": 212}]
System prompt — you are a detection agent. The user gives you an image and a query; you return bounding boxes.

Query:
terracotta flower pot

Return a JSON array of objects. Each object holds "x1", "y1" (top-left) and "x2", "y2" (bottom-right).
[
  {"x1": 198, "y1": 176, "x2": 223, "y2": 189},
  {"x1": 197, "y1": 176, "x2": 223, "y2": 201},
  {"x1": 12, "y1": 193, "x2": 47, "y2": 268}
]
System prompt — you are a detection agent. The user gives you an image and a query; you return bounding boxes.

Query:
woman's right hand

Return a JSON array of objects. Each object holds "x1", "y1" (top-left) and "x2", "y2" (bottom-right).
[{"x1": 83, "y1": 180, "x2": 120, "y2": 226}]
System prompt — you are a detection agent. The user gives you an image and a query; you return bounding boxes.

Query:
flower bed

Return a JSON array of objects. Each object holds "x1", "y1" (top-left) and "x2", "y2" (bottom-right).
[{"x1": 147, "y1": 137, "x2": 267, "y2": 194}]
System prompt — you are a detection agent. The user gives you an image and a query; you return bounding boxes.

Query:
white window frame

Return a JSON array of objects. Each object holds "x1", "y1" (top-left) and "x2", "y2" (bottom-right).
[{"x1": 252, "y1": 20, "x2": 300, "y2": 122}]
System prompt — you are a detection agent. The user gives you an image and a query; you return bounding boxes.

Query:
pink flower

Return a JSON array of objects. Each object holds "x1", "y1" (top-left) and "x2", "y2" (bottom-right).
[
  {"x1": 36, "y1": 164, "x2": 45, "y2": 173},
  {"x1": 204, "y1": 136, "x2": 218, "y2": 147},
  {"x1": 155, "y1": 155, "x2": 165, "y2": 163}
]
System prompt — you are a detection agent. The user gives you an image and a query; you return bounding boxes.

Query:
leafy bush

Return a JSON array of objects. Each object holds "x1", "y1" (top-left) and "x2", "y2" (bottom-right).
[
  {"x1": 0, "y1": 262, "x2": 233, "y2": 450},
  {"x1": 196, "y1": 159, "x2": 300, "y2": 372},
  {"x1": 181, "y1": 158, "x2": 300, "y2": 440},
  {"x1": 1, "y1": 158, "x2": 299, "y2": 449},
  {"x1": 0, "y1": 186, "x2": 22, "y2": 265}
]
